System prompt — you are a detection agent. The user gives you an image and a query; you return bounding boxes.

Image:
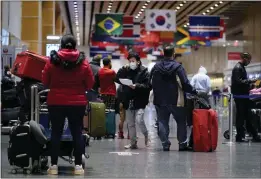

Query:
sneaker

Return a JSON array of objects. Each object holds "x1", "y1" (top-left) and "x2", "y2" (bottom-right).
[
  {"x1": 124, "y1": 143, "x2": 138, "y2": 149},
  {"x1": 47, "y1": 165, "x2": 58, "y2": 175},
  {"x1": 118, "y1": 132, "x2": 124, "y2": 139},
  {"x1": 145, "y1": 136, "x2": 151, "y2": 147},
  {"x1": 179, "y1": 142, "x2": 189, "y2": 151},
  {"x1": 74, "y1": 165, "x2": 84, "y2": 175}
]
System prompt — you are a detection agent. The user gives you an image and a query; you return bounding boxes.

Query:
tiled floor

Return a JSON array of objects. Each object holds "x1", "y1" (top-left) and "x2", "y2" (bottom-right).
[{"x1": 1, "y1": 107, "x2": 261, "y2": 178}]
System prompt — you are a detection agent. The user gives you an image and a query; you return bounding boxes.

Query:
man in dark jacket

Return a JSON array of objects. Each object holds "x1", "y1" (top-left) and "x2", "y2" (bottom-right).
[
  {"x1": 151, "y1": 45, "x2": 197, "y2": 151},
  {"x1": 87, "y1": 55, "x2": 101, "y2": 101},
  {"x1": 115, "y1": 52, "x2": 151, "y2": 149},
  {"x1": 231, "y1": 52, "x2": 260, "y2": 142}
]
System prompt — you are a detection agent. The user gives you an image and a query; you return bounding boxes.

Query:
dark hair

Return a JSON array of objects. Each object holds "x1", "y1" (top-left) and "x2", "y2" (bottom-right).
[
  {"x1": 163, "y1": 45, "x2": 175, "y2": 58},
  {"x1": 60, "y1": 34, "x2": 76, "y2": 49},
  {"x1": 103, "y1": 57, "x2": 111, "y2": 66},
  {"x1": 127, "y1": 52, "x2": 140, "y2": 62},
  {"x1": 4, "y1": 65, "x2": 10, "y2": 71},
  {"x1": 240, "y1": 52, "x2": 251, "y2": 60},
  {"x1": 93, "y1": 55, "x2": 102, "y2": 62}
]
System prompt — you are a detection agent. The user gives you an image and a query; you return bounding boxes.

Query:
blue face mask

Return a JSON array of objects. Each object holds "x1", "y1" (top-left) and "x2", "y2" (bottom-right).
[{"x1": 129, "y1": 62, "x2": 137, "y2": 70}]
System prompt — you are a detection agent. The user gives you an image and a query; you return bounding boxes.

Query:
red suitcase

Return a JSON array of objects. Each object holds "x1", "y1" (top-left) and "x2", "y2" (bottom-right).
[
  {"x1": 193, "y1": 109, "x2": 218, "y2": 152},
  {"x1": 12, "y1": 51, "x2": 48, "y2": 81}
]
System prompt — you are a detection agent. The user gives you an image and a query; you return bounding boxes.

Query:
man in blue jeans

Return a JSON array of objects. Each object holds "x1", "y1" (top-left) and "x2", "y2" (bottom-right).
[{"x1": 150, "y1": 45, "x2": 197, "y2": 151}]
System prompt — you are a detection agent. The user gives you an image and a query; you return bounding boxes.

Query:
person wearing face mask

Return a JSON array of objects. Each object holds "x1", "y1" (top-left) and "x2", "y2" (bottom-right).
[
  {"x1": 231, "y1": 52, "x2": 260, "y2": 142},
  {"x1": 115, "y1": 52, "x2": 151, "y2": 149}
]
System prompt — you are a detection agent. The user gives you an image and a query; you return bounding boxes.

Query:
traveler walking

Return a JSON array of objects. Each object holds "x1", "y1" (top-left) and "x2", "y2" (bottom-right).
[{"x1": 151, "y1": 45, "x2": 197, "y2": 151}]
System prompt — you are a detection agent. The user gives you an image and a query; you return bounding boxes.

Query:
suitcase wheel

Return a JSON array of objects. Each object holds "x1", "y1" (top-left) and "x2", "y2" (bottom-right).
[
  {"x1": 11, "y1": 169, "x2": 17, "y2": 174},
  {"x1": 23, "y1": 169, "x2": 31, "y2": 174},
  {"x1": 223, "y1": 130, "x2": 230, "y2": 139}
]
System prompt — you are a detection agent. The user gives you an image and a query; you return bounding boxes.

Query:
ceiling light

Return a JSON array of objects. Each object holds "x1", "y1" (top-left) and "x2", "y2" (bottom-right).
[
  {"x1": 215, "y1": 4, "x2": 218, "y2": 7},
  {"x1": 210, "y1": 7, "x2": 214, "y2": 10},
  {"x1": 184, "y1": 25, "x2": 187, "y2": 27},
  {"x1": 108, "y1": 5, "x2": 112, "y2": 8},
  {"x1": 183, "y1": 1, "x2": 186, "y2": 3},
  {"x1": 180, "y1": 3, "x2": 183, "y2": 6},
  {"x1": 74, "y1": 4, "x2": 77, "y2": 8},
  {"x1": 223, "y1": 44, "x2": 226, "y2": 47},
  {"x1": 76, "y1": 26, "x2": 79, "y2": 32},
  {"x1": 107, "y1": 8, "x2": 111, "y2": 11},
  {"x1": 141, "y1": 8, "x2": 144, "y2": 11},
  {"x1": 176, "y1": 6, "x2": 180, "y2": 9},
  {"x1": 46, "y1": 35, "x2": 61, "y2": 40},
  {"x1": 109, "y1": 2, "x2": 112, "y2": 5},
  {"x1": 145, "y1": 3, "x2": 148, "y2": 6},
  {"x1": 135, "y1": 16, "x2": 139, "y2": 19},
  {"x1": 219, "y1": 1, "x2": 223, "y2": 3},
  {"x1": 74, "y1": 2, "x2": 77, "y2": 5},
  {"x1": 227, "y1": 43, "x2": 230, "y2": 46},
  {"x1": 206, "y1": 10, "x2": 210, "y2": 12},
  {"x1": 77, "y1": 32, "x2": 80, "y2": 36},
  {"x1": 202, "y1": 12, "x2": 206, "y2": 15},
  {"x1": 187, "y1": 23, "x2": 189, "y2": 25},
  {"x1": 146, "y1": 0, "x2": 150, "y2": 3},
  {"x1": 142, "y1": 5, "x2": 146, "y2": 8}
]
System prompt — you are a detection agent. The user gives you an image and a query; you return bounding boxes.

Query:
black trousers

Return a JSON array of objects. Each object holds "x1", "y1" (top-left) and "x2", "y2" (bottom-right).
[
  {"x1": 234, "y1": 98, "x2": 257, "y2": 138},
  {"x1": 48, "y1": 105, "x2": 85, "y2": 165}
]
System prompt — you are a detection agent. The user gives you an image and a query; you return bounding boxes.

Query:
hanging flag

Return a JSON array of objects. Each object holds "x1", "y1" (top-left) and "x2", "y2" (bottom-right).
[
  {"x1": 145, "y1": 10, "x2": 176, "y2": 31},
  {"x1": 95, "y1": 14, "x2": 123, "y2": 35},
  {"x1": 189, "y1": 15, "x2": 221, "y2": 40}
]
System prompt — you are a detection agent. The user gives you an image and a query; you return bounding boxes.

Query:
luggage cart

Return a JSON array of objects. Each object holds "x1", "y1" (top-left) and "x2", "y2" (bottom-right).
[{"x1": 31, "y1": 85, "x2": 90, "y2": 169}]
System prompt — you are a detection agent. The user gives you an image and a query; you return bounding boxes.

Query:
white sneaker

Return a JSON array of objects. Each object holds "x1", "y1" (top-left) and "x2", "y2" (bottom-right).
[
  {"x1": 124, "y1": 143, "x2": 138, "y2": 149},
  {"x1": 145, "y1": 136, "x2": 151, "y2": 147},
  {"x1": 74, "y1": 165, "x2": 84, "y2": 175},
  {"x1": 47, "y1": 165, "x2": 58, "y2": 175}
]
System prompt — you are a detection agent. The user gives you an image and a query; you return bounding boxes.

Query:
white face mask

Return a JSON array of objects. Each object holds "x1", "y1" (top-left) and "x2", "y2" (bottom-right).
[{"x1": 129, "y1": 62, "x2": 137, "y2": 70}]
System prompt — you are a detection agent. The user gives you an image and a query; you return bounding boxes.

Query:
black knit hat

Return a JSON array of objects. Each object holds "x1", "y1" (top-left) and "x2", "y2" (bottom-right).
[
  {"x1": 240, "y1": 52, "x2": 251, "y2": 60},
  {"x1": 60, "y1": 34, "x2": 76, "y2": 49}
]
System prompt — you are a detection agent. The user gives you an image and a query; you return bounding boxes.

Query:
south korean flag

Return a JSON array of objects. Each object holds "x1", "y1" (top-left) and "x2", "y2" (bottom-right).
[{"x1": 145, "y1": 10, "x2": 176, "y2": 32}]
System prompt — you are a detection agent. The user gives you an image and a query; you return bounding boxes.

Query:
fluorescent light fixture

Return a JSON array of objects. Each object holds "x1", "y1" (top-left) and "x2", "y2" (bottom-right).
[
  {"x1": 75, "y1": 10, "x2": 78, "y2": 13},
  {"x1": 46, "y1": 35, "x2": 61, "y2": 40},
  {"x1": 219, "y1": 1, "x2": 223, "y2": 3},
  {"x1": 210, "y1": 7, "x2": 214, "y2": 10},
  {"x1": 76, "y1": 26, "x2": 79, "y2": 32},
  {"x1": 183, "y1": 1, "x2": 186, "y2": 3},
  {"x1": 145, "y1": 3, "x2": 148, "y2": 6},
  {"x1": 187, "y1": 23, "x2": 189, "y2": 25},
  {"x1": 176, "y1": 6, "x2": 180, "y2": 9},
  {"x1": 108, "y1": 5, "x2": 112, "y2": 8},
  {"x1": 215, "y1": 4, "x2": 218, "y2": 7},
  {"x1": 142, "y1": 5, "x2": 146, "y2": 8},
  {"x1": 135, "y1": 16, "x2": 139, "y2": 19},
  {"x1": 141, "y1": 8, "x2": 144, "y2": 11},
  {"x1": 184, "y1": 25, "x2": 187, "y2": 27},
  {"x1": 74, "y1": 4, "x2": 77, "y2": 8},
  {"x1": 139, "y1": 11, "x2": 142, "y2": 14},
  {"x1": 202, "y1": 12, "x2": 206, "y2": 15},
  {"x1": 180, "y1": 3, "x2": 183, "y2": 6},
  {"x1": 146, "y1": 0, "x2": 150, "y2": 3},
  {"x1": 137, "y1": 14, "x2": 140, "y2": 16},
  {"x1": 74, "y1": 1, "x2": 77, "y2": 5},
  {"x1": 107, "y1": 8, "x2": 111, "y2": 11},
  {"x1": 206, "y1": 9, "x2": 210, "y2": 12}
]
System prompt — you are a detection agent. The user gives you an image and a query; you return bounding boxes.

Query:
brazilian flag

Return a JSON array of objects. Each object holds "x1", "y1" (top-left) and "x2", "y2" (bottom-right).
[{"x1": 95, "y1": 14, "x2": 123, "y2": 35}]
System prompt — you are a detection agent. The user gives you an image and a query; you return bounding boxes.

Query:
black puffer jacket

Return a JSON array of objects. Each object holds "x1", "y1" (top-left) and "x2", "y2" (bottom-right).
[
  {"x1": 115, "y1": 65, "x2": 151, "y2": 110},
  {"x1": 231, "y1": 62, "x2": 251, "y2": 95}
]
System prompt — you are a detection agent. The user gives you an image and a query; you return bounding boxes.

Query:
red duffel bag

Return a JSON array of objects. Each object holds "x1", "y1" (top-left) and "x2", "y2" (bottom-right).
[
  {"x1": 193, "y1": 109, "x2": 218, "y2": 152},
  {"x1": 12, "y1": 51, "x2": 48, "y2": 81}
]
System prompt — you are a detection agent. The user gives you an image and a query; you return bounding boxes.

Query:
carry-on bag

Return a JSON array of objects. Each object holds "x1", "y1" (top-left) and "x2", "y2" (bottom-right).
[
  {"x1": 105, "y1": 109, "x2": 116, "y2": 138},
  {"x1": 12, "y1": 51, "x2": 48, "y2": 81},
  {"x1": 88, "y1": 102, "x2": 106, "y2": 139},
  {"x1": 193, "y1": 109, "x2": 218, "y2": 152}
]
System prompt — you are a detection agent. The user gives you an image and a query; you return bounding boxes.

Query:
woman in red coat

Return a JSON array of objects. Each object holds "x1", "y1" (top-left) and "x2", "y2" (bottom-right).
[{"x1": 42, "y1": 34, "x2": 94, "y2": 175}]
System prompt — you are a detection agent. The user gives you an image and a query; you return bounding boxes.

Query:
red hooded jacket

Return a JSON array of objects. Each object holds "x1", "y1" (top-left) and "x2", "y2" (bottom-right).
[
  {"x1": 98, "y1": 67, "x2": 116, "y2": 96},
  {"x1": 42, "y1": 49, "x2": 94, "y2": 106}
]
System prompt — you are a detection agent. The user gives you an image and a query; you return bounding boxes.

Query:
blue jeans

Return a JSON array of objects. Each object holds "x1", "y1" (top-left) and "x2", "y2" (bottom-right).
[{"x1": 155, "y1": 105, "x2": 187, "y2": 148}]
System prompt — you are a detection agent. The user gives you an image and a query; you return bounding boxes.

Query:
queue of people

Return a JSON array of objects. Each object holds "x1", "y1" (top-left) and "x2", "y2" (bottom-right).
[{"x1": 3, "y1": 34, "x2": 260, "y2": 176}]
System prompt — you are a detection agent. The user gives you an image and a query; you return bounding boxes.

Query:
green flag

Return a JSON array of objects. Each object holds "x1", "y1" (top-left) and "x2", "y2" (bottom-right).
[{"x1": 95, "y1": 14, "x2": 123, "y2": 35}]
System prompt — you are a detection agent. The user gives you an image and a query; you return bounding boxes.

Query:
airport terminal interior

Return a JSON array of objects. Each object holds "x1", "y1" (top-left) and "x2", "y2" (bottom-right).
[{"x1": 1, "y1": 0, "x2": 261, "y2": 178}]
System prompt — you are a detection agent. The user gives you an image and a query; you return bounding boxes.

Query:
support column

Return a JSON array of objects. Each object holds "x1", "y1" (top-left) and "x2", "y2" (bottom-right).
[
  {"x1": 42, "y1": 1, "x2": 55, "y2": 55},
  {"x1": 21, "y1": 1, "x2": 42, "y2": 53}
]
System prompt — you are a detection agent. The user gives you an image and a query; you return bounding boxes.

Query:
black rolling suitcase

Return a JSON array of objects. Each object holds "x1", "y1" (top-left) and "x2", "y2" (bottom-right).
[{"x1": 8, "y1": 122, "x2": 45, "y2": 174}]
